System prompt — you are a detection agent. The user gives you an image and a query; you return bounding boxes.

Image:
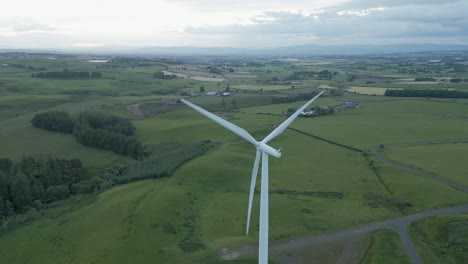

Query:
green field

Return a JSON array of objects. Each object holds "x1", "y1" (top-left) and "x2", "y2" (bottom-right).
[
  {"x1": 1, "y1": 53, "x2": 468, "y2": 263},
  {"x1": 383, "y1": 143, "x2": 468, "y2": 187},
  {"x1": 291, "y1": 99, "x2": 468, "y2": 149},
  {"x1": 362, "y1": 230, "x2": 411, "y2": 264},
  {"x1": 411, "y1": 213, "x2": 468, "y2": 264}
]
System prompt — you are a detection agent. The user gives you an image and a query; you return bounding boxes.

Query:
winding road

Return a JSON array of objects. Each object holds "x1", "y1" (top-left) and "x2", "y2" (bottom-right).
[
  {"x1": 269, "y1": 204, "x2": 468, "y2": 264},
  {"x1": 369, "y1": 146, "x2": 468, "y2": 193}
]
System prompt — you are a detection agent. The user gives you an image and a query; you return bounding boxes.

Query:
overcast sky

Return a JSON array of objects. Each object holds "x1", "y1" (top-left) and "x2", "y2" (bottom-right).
[{"x1": 1, "y1": 0, "x2": 467, "y2": 49}]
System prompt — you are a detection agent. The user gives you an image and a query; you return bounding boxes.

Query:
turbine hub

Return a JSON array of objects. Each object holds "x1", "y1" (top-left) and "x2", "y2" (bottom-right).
[{"x1": 257, "y1": 142, "x2": 281, "y2": 158}]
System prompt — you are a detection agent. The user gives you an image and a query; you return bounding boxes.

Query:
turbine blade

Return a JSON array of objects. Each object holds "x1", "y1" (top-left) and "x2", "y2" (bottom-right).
[
  {"x1": 180, "y1": 99, "x2": 258, "y2": 146},
  {"x1": 261, "y1": 90, "x2": 325, "y2": 144},
  {"x1": 246, "y1": 149, "x2": 261, "y2": 234},
  {"x1": 259, "y1": 152, "x2": 269, "y2": 264}
]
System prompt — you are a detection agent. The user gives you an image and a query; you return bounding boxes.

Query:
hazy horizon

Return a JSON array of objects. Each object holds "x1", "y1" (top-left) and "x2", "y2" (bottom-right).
[{"x1": 2, "y1": 0, "x2": 468, "y2": 50}]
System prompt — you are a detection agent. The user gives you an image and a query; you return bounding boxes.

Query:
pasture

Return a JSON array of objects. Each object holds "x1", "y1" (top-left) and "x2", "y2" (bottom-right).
[
  {"x1": 383, "y1": 143, "x2": 468, "y2": 187},
  {"x1": 362, "y1": 230, "x2": 410, "y2": 264},
  {"x1": 1, "y1": 53, "x2": 468, "y2": 263},
  {"x1": 411, "y1": 213, "x2": 468, "y2": 264}
]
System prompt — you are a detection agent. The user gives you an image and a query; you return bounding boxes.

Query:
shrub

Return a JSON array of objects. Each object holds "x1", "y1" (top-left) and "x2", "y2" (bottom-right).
[
  {"x1": 47, "y1": 185, "x2": 70, "y2": 201},
  {"x1": 178, "y1": 237, "x2": 206, "y2": 253}
]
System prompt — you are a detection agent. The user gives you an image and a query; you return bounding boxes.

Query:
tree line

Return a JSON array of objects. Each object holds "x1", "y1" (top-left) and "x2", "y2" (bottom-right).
[
  {"x1": 384, "y1": 89, "x2": 468, "y2": 98},
  {"x1": 284, "y1": 70, "x2": 337, "y2": 81},
  {"x1": 32, "y1": 69, "x2": 102, "y2": 79},
  {"x1": 272, "y1": 92, "x2": 320, "y2": 104},
  {"x1": 31, "y1": 111, "x2": 144, "y2": 158},
  {"x1": 153, "y1": 71, "x2": 177, "y2": 79}
]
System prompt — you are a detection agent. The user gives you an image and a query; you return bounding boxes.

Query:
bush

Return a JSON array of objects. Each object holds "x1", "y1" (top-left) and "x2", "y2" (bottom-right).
[
  {"x1": 47, "y1": 185, "x2": 70, "y2": 201},
  {"x1": 0, "y1": 208, "x2": 40, "y2": 234},
  {"x1": 178, "y1": 237, "x2": 206, "y2": 253}
]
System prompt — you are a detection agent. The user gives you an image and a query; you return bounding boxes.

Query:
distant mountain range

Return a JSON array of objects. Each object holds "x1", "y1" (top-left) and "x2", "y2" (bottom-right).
[{"x1": 2, "y1": 44, "x2": 468, "y2": 56}]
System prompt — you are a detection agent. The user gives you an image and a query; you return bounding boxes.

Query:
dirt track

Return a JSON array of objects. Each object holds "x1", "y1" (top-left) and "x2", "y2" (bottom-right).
[{"x1": 126, "y1": 104, "x2": 145, "y2": 119}]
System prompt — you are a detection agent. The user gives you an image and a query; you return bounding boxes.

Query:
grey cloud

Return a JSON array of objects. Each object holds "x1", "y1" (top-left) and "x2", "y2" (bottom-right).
[
  {"x1": 183, "y1": 0, "x2": 468, "y2": 46},
  {"x1": 336, "y1": 0, "x2": 463, "y2": 9}
]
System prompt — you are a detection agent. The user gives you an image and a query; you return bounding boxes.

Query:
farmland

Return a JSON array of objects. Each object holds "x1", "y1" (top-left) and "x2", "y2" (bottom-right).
[{"x1": 0, "y1": 52, "x2": 468, "y2": 263}]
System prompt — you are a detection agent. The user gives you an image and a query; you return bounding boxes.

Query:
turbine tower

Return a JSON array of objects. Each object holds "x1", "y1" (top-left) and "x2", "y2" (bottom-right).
[{"x1": 180, "y1": 90, "x2": 325, "y2": 264}]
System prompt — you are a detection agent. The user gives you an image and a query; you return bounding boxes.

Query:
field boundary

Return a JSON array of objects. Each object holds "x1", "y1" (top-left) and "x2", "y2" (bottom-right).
[
  {"x1": 369, "y1": 146, "x2": 468, "y2": 193},
  {"x1": 287, "y1": 127, "x2": 362, "y2": 152}
]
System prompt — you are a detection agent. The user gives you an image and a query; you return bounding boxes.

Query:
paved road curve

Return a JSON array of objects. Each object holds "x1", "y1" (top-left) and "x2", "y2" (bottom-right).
[{"x1": 232, "y1": 129, "x2": 468, "y2": 263}]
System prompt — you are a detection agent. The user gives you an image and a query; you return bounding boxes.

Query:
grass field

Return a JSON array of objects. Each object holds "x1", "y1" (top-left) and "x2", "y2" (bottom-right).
[
  {"x1": 362, "y1": 230, "x2": 411, "y2": 264},
  {"x1": 0, "y1": 132, "x2": 400, "y2": 263},
  {"x1": 291, "y1": 99, "x2": 468, "y2": 149},
  {"x1": 1, "y1": 54, "x2": 468, "y2": 263},
  {"x1": 383, "y1": 143, "x2": 468, "y2": 187},
  {"x1": 411, "y1": 213, "x2": 468, "y2": 264},
  {"x1": 241, "y1": 97, "x2": 343, "y2": 115},
  {"x1": 368, "y1": 158, "x2": 468, "y2": 212}
]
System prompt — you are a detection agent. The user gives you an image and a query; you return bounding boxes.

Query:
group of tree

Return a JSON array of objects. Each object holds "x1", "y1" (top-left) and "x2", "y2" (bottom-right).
[
  {"x1": 313, "y1": 106, "x2": 335, "y2": 116},
  {"x1": 153, "y1": 71, "x2": 177, "y2": 79},
  {"x1": 32, "y1": 69, "x2": 102, "y2": 79},
  {"x1": 449, "y1": 78, "x2": 465, "y2": 83},
  {"x1": 207, "y1": 66, "x2": 222, "y2": 74},
  {"x1": 285, "y1": 70, "x2": 337, "y2": 81},
  {"x1": 272, "y1": 92, "x2": 320, "y2": 104},
  {"x1": 73, "y1": 112, "x2": 144, "y2": 159},
  {"x1": 384, "y1": 89, "x2": 468, "y2": 98},
  {"x1": 0, "y1": 156, "x2": 93, "y2": 219},
  {"x1": 414, "y1": 77, "x2": 437, "y2": 82},
  {"x1": 9, "y1": 64, "x2": 46, "y2": 71},
  {"x1": 31, "y1": 111, "x2": 144, "y2": 159},
  {"x1": 31, "y1": 112, "x2": 75, "y2": 133},
  {"x1": 285, "y1": 106, "x2": 334, "y2": 117}
]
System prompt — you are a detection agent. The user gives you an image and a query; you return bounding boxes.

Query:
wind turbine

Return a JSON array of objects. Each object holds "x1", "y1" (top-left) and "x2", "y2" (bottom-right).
[{"x1": 180, "y1": 90, "x2": 325, "y2": 264}]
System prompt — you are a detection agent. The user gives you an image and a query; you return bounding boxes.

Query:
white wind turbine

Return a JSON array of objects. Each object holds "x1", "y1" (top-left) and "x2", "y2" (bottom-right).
[{"x1": 180, "y1": 90, "x2": 325, "y2": 264}]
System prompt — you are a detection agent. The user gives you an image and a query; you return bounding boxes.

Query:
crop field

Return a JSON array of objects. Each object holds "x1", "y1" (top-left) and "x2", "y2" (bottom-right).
[
  {"x1": 346, "y1": 86, "x2": 403, "y2": 96},
  {"x1": 1, "y1": 53, "x2": 468, "y2": 263}
]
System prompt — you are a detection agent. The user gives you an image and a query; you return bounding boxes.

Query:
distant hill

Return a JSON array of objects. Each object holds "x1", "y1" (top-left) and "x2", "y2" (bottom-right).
[
  {"x1": 2, "y1": 44, "x2": 468, "y2": 56},
  {"x1": 132, "y1": 44, "x2": 468, "y2": 56}
]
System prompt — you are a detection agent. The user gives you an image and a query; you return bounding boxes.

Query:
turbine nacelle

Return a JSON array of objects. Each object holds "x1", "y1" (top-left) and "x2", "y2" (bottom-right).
[{"x1": 256, "y1": 142, "x2": 281, "y2": 158}]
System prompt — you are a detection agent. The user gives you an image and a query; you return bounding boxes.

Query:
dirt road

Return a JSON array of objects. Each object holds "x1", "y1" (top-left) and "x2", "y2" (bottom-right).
[{"x1": 126, "y1": 104, "x2": 145, "y2": 119}]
